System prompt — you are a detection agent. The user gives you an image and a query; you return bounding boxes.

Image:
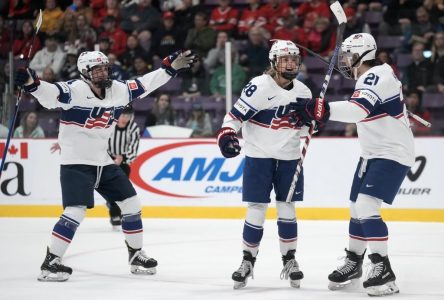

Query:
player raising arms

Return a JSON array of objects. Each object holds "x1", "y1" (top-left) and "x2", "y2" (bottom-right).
[
  {"x1": 14, "y1": 49, "x2": 195, "y2": 281},
  {"x1": 217, "y1": 40, "x2": 315, "y2": 289},
  {"x1": 291, "y1": 33, "x2": 414, "y2": 296}
]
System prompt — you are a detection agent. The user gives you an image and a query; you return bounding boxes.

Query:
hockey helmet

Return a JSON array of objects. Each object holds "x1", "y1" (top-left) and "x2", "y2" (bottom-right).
[
  {"x1": 269, "y1": 39, "x2": 301, "y2": 80},
  {"x1": 77, "y1": 51, "x2": 112, "y2": 88},
  {"x1": 338, "y1": 33, "x2": 377, "y2": 80}
]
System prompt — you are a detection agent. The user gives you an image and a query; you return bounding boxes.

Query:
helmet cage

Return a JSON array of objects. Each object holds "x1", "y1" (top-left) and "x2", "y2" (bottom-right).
[{"x1": 80, "y1": 64, "x2": 112, "y2": 89}]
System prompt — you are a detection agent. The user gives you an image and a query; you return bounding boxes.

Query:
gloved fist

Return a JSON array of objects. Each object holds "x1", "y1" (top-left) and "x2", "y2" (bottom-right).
[
  {"x1": 289, "y1": 98, "x2": 330, "y2": 125},
  {"x1": 162, "y1": 49, "x2": 196, "y2": 77},
  {"x1": 217, "y1": 127, "x2": 241, "y2": 158},
  {"x1": 15, "y1": 67, "x2": 40, "y2": 92}
]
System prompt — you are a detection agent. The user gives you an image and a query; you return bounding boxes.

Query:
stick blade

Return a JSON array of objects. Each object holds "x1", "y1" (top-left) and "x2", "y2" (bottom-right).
[
  {"x1": 35, "y1": 9, "x2": 43, "y2": 32},
  {"x1": 330, "y1": 1, "x2": 347, "y2": 25}
]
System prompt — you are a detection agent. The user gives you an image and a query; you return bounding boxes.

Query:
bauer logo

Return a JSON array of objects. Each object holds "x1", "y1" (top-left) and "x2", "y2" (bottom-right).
[{"x1": 130, "y1": 141, "x2": 244, "y2": 198}]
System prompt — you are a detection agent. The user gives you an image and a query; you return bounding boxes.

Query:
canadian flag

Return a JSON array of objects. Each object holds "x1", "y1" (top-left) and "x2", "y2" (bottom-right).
[{"x1": 0, "y1": 142, "x2": 28, "y2": 159}]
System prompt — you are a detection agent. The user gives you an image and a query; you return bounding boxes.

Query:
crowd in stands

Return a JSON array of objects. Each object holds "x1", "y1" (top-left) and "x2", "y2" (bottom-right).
[{"x1": 0, "y1": 0, "x2": 443, "y2": 138}]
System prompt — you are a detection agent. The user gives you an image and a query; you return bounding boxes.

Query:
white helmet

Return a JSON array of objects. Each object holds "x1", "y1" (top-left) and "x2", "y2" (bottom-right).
[
  {"x1": 77, "y1": 51, "x2": 112, "y2": 88},
  {"x1": 269, "y1": 39, "x2": 301, "y2": 80},
  {"x1": 338, "y1": 33, "x2": 377, "y2": 79}
]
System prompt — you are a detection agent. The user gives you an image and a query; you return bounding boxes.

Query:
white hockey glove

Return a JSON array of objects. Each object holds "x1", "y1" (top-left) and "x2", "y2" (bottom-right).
[{"x1": 162, "y1": 50, "x2": 196, "y2": 77}]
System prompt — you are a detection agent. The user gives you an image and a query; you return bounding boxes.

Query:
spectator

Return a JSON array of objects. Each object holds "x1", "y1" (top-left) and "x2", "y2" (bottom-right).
[
  {"x1": 296, "y1": 0, "x2": 331, "y2": 31},
  {"x1": 376, "y1": 49, "x2": 400, "y2": 78},
  {"x1": 60, "y1": 0, "x2": 93, "y2": 35},
  {"x1": 257, "y1": 0, "x2": 290, "y2": 35},
  {"x1": 92, "y1": 0, "x2": 121, "y2": 29},
  {"x1": 406, "y1": 90, "x2": 432, "y2": 135},
  {"x1": 209, "y1": 0, "x2": 239, "y2": 34},
  {"x1": 343, "y1": 6, "x2": 366, "y2": 39},
  {"x1": 66, "y1": 14, "x2": 97, "y2": 51},
  {"x1": 13, "y1": 112, "x2": 46, "y2": 138},
  {"x1": 184, "y1": 11, "x2": 217, "y2": 58},
  {"x1": 108, "y1": 53, "x2": 128, "y2": 80},
  {"x1": 181, "y1": 57, "x2": 210, "y2": 98},
  {"x1": 402, "y1": 42, "x2": 433, "y2": 92},
  {"x1": 204, "y1": 31, "x2": 237, "y2": 74},
  {"x1": 210, "y1": 49, "x2": 247, "y2": 97},
  {"x1": 8, "y1": 0, "x2": 35, "y2": 19},
  {"x1": 40, "y1": 0, "x2": 64, "y2": 36},
  {"x1": 41, "y1": 67, "x2": 56, "y2": 83},
  {"x1": 237, "y1": 0, "x2": 263, "y2": 38},
  {"x1": 430, "y1": 31, "x2": 444, "y2": 93},
  {"x1": 295, "y1": 63, "x2": 318, "y2": 97},
  {"x1": 380, "y1": 0, "x2": 422, "y2": 36},
  {"x1": 60, "y1": 48, "x2": 80, "y2": 80},
  {"x1": 0, "y1": 16, "x2": 11, "y2": 59},
  {"x1": 151, "y1": 11, "x2": 185, "y2": 60},
  {"x1": 29, "y1": 34, "x2": 66, "y2": 77},
  {"x1": 272, "y1": 8, "x2": 306, "y2": 50},
  {"x1": 128, "y1": 56, "x2": 150, "y2": 79},
  {"x1": 120, "y1": 0, "x2": 161, "y2": 34},
  {"x1": 174, "y1": 0, "x2": 208, "y2": 32},
  {"x1": 186, "y1": 102, "x2": 213, "y2": 137},
  {"x1": 152, "y1": 93, "x2": 177, "y2": 125},
  {"x1": 402, "y1": 6, "x2": 441, "y2": 48},
  {"x1": 0, "y1": 123, "x2": 8, "y2": 138},
  {"x1": 100, "y1": 15, "x2": 128, "y2": 57},
  {"x1": 98, "y1": 36, "x2": 112, "y2": 55},
  {"x1": 120, "y1": 34, "x2": 148, "y2": 71},
  {"x1": 12, "y1": 20, "x2": 42, "y2": 60},
  {"x1": 306, "y1": 17, "x2": 336, "y2": 57},
  {"x1": 239, "y1": 26, "x2": 269, "y2": 78}
]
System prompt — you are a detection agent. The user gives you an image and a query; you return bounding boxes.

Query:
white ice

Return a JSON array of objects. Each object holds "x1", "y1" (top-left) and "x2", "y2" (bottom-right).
[{"x1": 1, "y1": 217, "x2": 443, "y2": 300}]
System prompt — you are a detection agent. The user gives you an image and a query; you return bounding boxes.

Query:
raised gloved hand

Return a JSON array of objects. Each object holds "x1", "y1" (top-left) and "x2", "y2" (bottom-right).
[
  {"x1": 162, "y1": 50, "x2": 196, "y2": 77},
  {"x1": 217, "y1": 127, "x2": 241, "y2": 158},
  {"x1": 15, "y1": 67, "x2": 40, "y2": 93},
  {"x1": 289, "y1": 98, "x2": 330, "y2": 126}
]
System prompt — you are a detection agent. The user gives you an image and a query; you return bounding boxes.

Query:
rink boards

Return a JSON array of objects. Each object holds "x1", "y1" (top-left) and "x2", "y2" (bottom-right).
[{"x1": 1, "y1": 137, "x2": 443, "y2": 221}]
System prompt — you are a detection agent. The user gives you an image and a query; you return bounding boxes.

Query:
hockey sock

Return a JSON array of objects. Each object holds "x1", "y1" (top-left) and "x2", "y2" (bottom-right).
[
  {"x1": 361, "y1": 216, "x2": 388, "y2": 256},
  {"x1": 277, "y1": 217, "x2": 297, "y2": 255},
  {"x1": 348, "y1": 218, "x2": 367, "y2": 255},
  {"x1": 50, "y1": 206, "x2": 85, "y2": 257},
  {"x1": 242, "y1": 221, "x2": 263, "y2": 257},
  {"x1": 122, "y1": 211, "x2": 143, "y2": 249}
]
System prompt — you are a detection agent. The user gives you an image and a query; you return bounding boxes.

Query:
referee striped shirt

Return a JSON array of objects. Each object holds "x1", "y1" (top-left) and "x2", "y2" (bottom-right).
[{"x1": 108, "y1": 117, "x2": 140, "y2": 164}]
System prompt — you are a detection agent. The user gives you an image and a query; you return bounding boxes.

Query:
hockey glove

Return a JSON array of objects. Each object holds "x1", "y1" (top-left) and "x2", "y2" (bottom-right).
[
  {"x1": 217, "y1": 127, "x2": 241, "y2": 158},
  {"x1": 15, "y1": 67, "x2": 40, "y2": 93},
  {"x1": 289, "y1": 98, "x2": 330, "y2": 125},
  {"x1": 162, "y1": 50, "x2": 196, "y2": 77}
]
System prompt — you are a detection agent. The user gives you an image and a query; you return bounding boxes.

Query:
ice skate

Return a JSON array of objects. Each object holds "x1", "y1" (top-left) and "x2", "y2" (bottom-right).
[
  {"x1": 127, "y1": 242, "x2": 157, "y2": 275},
  {"x1": 364, "y1": 253, "x2": 399, "y2": 297},
  {"x1": 280, "y1": 250, "x2": 304, "y2": 288},
  {"x1": 328, "y1": 249, "x2": 365, "y2": 290},
  {"x1": 37, "y1": 248, "x2": 72, "y2": 282},
  {"x1": 232, "y1": 250, "x2": 256, "y2": 289}
]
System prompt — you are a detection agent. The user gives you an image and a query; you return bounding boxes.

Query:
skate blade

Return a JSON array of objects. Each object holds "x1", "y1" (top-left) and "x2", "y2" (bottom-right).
[
  {"x1": 290, "y1": 279, "x2": 301, "y2": 288},
  {"x1": 37, "y1": 270, "x2": 70, "y2": 282},
  {"x1": 233, "y1": 279, "x2": 247, "y2": 289},
  {"x1": 366, "y1": 281, "x2": 399, "y2": 297},
  {"x1": 130, "y1": 266, "x2": 156, "y2": 275},
  {"x1": 328, "y1": 278, "x2": 360, "y2": 291}
]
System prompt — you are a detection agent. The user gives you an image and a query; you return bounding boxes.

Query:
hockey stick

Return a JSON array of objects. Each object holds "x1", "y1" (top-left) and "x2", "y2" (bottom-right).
[
  {"x1": 296, "y1": 46, "x2": 433, "y2": 128},
  {"x1": 0, "y1": 10, "x2": 42, "y2": 180},
  {"x1": 285, "y1": 1, "x2": 347, "y2": 203}
]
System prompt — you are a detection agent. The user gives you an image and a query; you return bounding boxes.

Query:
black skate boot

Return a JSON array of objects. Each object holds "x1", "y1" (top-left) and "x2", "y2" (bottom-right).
[
  {"x1": 363, "y1": 253, "x2": 399, "y2": 296},
  {"x1": 232, "y1": 250, "x2": 256, "y2": 289},
  {"x1": 328, "y1": 249, "x2": 365, "y2": 290},
  {"x1": 37, "y1": 248, "x2": 72, "y2": 282},
  {"x1": 280, "y1": 250, "x2": 304, "y2": 288},
  {"x1": 126, "y1": 241, "x2": 158, "y2": 275},
  {"x1": 108, "y1": 202, "x2": 122, "y2": 230}
]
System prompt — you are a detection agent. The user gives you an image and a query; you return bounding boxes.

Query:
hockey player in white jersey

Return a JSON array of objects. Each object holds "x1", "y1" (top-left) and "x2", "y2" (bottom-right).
[
  {"x1": 216, "y1": 40, "x2": 323, "y2": 289},
  {"x1": 291, "y1": 33, "x2": 414, "y2": 296},
  {"x1": 15, "y1": 49, "x2": 195, "y2": 281}
]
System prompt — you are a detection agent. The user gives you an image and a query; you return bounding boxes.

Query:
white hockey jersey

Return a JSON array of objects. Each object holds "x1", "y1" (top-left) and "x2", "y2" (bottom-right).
[
  {"x1": 31, "y1": 69, "x2": 171, "y2": 165},
  {"x1": 221, "y1": 74, "x2": 312, "y2": 160},
  {"x1": 338, "y1": 63, "x2": 415, "y2": 167}
]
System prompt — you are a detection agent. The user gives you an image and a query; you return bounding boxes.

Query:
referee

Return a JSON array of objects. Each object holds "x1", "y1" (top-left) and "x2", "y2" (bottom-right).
[{"x1": 107, "y1": 106, "x2": 140, "y2": 228}]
